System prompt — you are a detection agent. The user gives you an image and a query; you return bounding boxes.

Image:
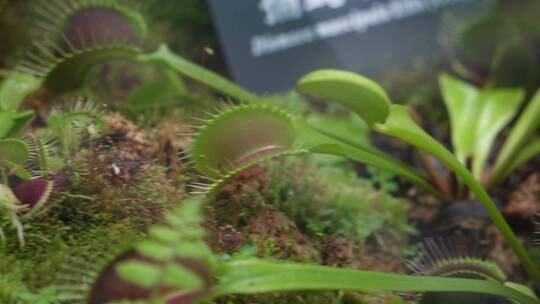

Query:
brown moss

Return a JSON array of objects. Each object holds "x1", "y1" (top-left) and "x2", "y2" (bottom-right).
[
  {"x1": 151, "y1": 117, "x2": 194, "y2": 178},
  {"x1": 323, "y1": 237, "x2": 404, "y2": 273},
  {"x1": 216, "y1": 165, "x2": 269, "y2": 200},
  {"x1": 505, "y1": 173, "x2": 540, "y2": 220},
  {"x1": 105, "y1": 112, "x2": 159, "y2": 158},
  {"x1": 246, "y1": 206, "x2": 321, "y2": 263}
]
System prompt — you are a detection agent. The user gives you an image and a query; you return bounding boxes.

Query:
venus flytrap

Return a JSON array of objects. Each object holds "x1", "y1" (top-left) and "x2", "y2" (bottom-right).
[
  {"x1": 7, "y1": 0, "x2": 261, "y2": 106},
  {"x1": 186, "y1": 102, "x2": 440, "y2": 199},
  {"x1": 296, "y1": 68, "x2": 540, "y2": 288}
]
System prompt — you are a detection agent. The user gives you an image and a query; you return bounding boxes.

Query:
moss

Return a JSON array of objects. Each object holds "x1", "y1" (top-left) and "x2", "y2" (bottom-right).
[
  {"x1": 0, "y1": 114, "x2": 192, "y2": 300},
  {"x1": 203, "y1": 156, "x2": 413, "y2": 303},
  {"x1": 0, "y1": 216, "x2": 139, "y2": 298},
  {"x1": 264, "y1": 157, "x2": 415, "y2": 246}
]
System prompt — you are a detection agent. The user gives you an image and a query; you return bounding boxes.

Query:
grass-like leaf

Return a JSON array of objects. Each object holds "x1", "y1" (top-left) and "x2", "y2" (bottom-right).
[
  {"x1": 490, "y1": 88, "x2": 540, "y2": 187},
  {"x1": 212, "y1": 259, "x2": 537, "y2": 304},
  {"x1": 138, "y1": 44, "x2": 265, "y2": 104},
  {"x1": 503, "y1": 139, "x2": 540, "y2": 179}
]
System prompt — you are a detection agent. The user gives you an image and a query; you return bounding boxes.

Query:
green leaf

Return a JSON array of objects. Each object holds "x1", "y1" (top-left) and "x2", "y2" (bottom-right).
[
  {"x1": 304, "y1": 140, "x2": 440, "y2": 198},
  {"x1": 127, "y1": 81, "x2": 191, "y2": 110},
  {"x1": 115, "y1": 261, "x2": 161, "y2": 289},
  {"x1": 0, "y1": 112, "x2": 14, "y2": 139},
  {"x1": 297, "y1": 69, "x2": 391, "y2": 126},
  {"x1": 175, "y1": 242, "x2": 213, "y2": 260},
  {"x1": 491, "y1": 88, "x2": 540, "y2": 186},
  {"x1": 0, "y1": 138, "x2": 29, "y2": 164},
  {"x1": 162, "y1": 263, "x2": 204, "y2": 290},
  {"x1": 139, "y1": 44, "x2": 265, "y2": 104},
  {"x1": 136, "y1": 240, "x2": 175, "y2": 261},
  {"x1": 148, "y1": 226, "x2": 181, "y2": 243},
  {"x1": 439, "y1": 74, "x2": 474, "y2": 163},
  {"x1": 0, "y1": 73, "x2": 41, "y2": 111},
  {"x1": 439, "y1": 74, "x2": 524, "y2": 179},
  {"x1": 215, "y1": 259, "x2": 538, "y2": 304},
  {"x1": 8, "y1": 110, "x2": 35, "y2": 137},
  {"x1": 503, "y1": 139, "x2": 540, "y2": 178},
  {"x1": 306, "y1": 113, "x2": 369, "y2": 147},
  {"x1": 293, "y1": 105, "x2": 441, "y2": 197},
  {"x1": 471, "y1": 87, "x2": 524, "y2": 179}
]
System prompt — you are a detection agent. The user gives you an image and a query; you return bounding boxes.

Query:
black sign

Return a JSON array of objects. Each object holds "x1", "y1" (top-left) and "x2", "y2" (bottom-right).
[{"x1": 208, "y1": 0, "x2": 492, "y2": 94}]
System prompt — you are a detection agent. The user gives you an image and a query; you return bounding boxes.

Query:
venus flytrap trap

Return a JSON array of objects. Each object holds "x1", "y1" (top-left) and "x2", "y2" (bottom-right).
[
  {"x1": 5, "y1": 0, "x2": 263, "y2": 107},
  {"x1": 16, "y1": 0, "x2": 146, "y2": 94},
  {"x1": 185, "y1": 102, "x2": 439, "y2": 199}
]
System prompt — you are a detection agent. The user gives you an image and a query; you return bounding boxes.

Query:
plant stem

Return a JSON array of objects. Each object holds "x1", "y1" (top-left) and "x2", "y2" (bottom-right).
[
  {"x1": 138, "y1": 44, "x2": 266, "y2": 104},
  {"x1": 213, "y1": 259, "x2": 539, "y2": 304},
  {"x1": 414, "y1": 149, "x2": 453, "y2": 201}
]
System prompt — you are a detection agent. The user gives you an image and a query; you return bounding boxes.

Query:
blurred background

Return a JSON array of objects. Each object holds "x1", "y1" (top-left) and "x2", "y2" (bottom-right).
[{"x1": 2, "y1": 0, "x2": 540, "y2": 113}]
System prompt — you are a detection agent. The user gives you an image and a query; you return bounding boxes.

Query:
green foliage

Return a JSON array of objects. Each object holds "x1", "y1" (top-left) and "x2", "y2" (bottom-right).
[
  {"x1": 126, "y1": 79, "x2": 190, "y2": 111},
  {"x1": 439, "y1": 73, "x2": 525, "y2": 179},
  {"x1": 265, "y1": 158, "x2": 413, "y2": 243},
  {"x1": 0, "y1": 138, "x2": 29, "y2": 165},
  {"x1": 47, "y1": 100, "x2": 106, "y2": 156},
  {"x1": 17, "y1": 286, "x2": 75, "y2": 304},
  {"x1": 215, "y1": 259, "x2": 537, "y2": 304},
  {"x1": 294, "y1": 68, "x2": 540, "y2": 287},
  {"x1": 491, "y1": 88, "x2": 540, "y2": 186},
  {"x1": 0, "y1": 72, "x2": 41, "y2": 111},
  {"x1": 306, "y1": 112, "x2": 369, "y2": 148},
  {"x1": 366, "y1": 165, "x2": 398, "y2": 193},
  {"x1": 189, "y1": 102, "x2": 440, "y2": 199},
  {"x1": 138, "y1": 44, "x2": 265, "y2": 103},
  {"x1": 116, "y1": 199, "x2": 214, "y2": 302}
]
